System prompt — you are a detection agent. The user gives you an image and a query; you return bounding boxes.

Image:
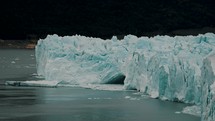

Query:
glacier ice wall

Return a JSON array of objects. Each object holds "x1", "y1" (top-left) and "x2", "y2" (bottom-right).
[
  {"x1": 201, "y1": 55, "x2": 215, "y2": 121},
  {"x1": 124, "y1": 34, "x2": 215, "y2": 104},
  {"x1": 36, "y1": 35, "x2": 128, "y2": 85},
  {"x1": 36, "y1": 33, "x2": 215, "y2": 121}
]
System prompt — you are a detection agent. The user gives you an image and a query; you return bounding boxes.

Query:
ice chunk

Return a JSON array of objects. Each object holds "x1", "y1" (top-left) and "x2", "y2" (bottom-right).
[
  {"x1": 175, "y1": 111, "x2": 181, "y2": 114},
  {"x1": 78, "y1": 84, "x2": 124, "y2": 91},
  {"x1": 14, "y1": 58, "x2": 20, "y2": 61},
  {"x1": 5, "y1": 80, "x2": 59, "y2": 87},
  {"x1": 182, "y1": 105, "x2": 201, "y2": 117}
]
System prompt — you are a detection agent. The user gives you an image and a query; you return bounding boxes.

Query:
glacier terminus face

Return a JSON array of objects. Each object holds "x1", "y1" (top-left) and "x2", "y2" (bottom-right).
[{"x1": 35, "y1": 33, "x2": 215, "y2": 121}]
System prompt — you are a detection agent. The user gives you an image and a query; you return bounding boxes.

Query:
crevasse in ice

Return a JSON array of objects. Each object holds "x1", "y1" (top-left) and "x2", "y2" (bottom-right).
[{"x1": 36, "y1": 33, "x2": 215, "y2": 121}]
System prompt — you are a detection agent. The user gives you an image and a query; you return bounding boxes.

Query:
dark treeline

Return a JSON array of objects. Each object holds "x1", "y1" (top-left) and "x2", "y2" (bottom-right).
[{"x1": 0, "y1": 0, "x2": 215, "y2": 40}]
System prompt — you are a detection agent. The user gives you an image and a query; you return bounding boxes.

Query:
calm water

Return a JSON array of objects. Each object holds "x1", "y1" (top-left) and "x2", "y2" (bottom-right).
[{"x1": 0, "y1": 49, "x2": 200, "y2": 121}]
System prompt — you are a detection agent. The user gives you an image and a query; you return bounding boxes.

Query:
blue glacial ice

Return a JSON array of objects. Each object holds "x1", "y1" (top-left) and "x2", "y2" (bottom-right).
[
  {"x1": 201, "y1": 55, "x2": 215, "y2": 121},
  {"x1": 35, "y1": 33, "x2": 215, "y2": 121}
]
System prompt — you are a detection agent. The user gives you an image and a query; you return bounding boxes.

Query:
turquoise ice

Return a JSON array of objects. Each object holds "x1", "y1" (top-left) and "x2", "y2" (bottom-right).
[{"x1": 36, "y1": 33, "x2": 215, "y2": 121}]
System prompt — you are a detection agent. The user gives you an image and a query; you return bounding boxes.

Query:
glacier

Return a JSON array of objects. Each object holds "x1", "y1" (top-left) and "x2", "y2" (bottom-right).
[{"x1": 35, "y1": 33, "x2": 215, "y2": 121}]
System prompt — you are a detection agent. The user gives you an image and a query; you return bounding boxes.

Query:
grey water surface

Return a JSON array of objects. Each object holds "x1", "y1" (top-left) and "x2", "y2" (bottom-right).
[{"x1": 0, "y1": 49, "x2": 200, "y2": 121}]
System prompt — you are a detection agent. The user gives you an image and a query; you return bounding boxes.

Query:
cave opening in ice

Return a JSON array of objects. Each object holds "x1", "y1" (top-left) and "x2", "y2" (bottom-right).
[{"x1": 105, "y1": 74, "x2": 125, "y2": 84}]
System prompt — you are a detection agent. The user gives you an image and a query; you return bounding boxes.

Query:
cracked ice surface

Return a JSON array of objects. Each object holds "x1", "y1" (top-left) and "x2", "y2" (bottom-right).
[{"x1": 35, "y1": 33, "x2": 215, "y2": 121}]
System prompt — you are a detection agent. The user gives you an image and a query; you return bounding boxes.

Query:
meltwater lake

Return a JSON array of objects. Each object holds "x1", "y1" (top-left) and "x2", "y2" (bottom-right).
[{"x1": 0, "y1": 49, "x2": 200, "y2": 121}]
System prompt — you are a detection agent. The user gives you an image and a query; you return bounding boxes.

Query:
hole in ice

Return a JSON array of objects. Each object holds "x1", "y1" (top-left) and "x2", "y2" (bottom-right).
[{"x1": 106, "y1": 74, "x2": 125, "y2": 84}]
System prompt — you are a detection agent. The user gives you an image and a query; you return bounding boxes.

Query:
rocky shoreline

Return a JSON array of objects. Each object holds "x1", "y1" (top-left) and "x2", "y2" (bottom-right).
[{"x1": 0, "y1": 39, "x2": 36, "y2": 49}]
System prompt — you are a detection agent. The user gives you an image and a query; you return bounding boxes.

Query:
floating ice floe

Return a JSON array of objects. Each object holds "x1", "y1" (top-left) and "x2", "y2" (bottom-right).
[
  {"x1": 182, "y1": 105, "x2": 201, "y2": 117},
  {"x1": 5, "y1": 80, "x2": 59, "y2": 87},
  {"x1": 11, "y1": 61, "x2": 16, "y2": 64}
]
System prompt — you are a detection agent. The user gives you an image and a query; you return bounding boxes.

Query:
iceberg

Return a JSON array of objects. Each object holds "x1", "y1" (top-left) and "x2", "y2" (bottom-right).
[{"x1": 35, "y1": 33, "x2": 215, "y2": 121}]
